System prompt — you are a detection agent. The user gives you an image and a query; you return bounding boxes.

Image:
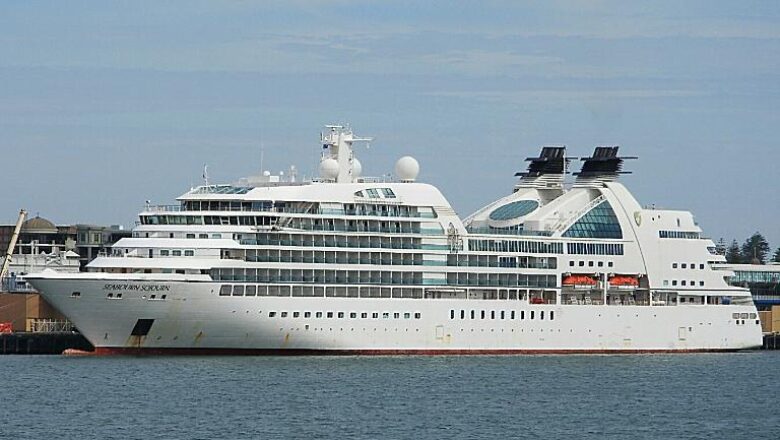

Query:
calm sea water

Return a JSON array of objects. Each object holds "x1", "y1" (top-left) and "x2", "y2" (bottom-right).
[{"x1": 1, "y1": 352, "x2": 778, "y2": 439}]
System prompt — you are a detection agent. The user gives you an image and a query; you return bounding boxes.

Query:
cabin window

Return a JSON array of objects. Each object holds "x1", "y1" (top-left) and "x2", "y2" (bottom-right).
[
  {"x1": 316, "y1": 312, "x2": 323, "y2": 318},
  {"x1": 531, "y1": 311, "x2": 535, "y2": 320},
  {"x1": 414, "y1": 313, "x2": 421, "y2": 319},
  {"x1": 304, "y1": 312, "x2": 311, "y2": 318},
  {"x1": 338, "y1": 312, "x2": 345, "y2": 318},
  {"x1": 511, "y1": 311, "x2": 515, "y2": 320},
  {"x1": 293, "y1": 312, "x2": 300, "y2": 318},
  {"x1": 550, "y1": 311, "x2": 555, "y2": 320},
  {"x1": 281, "y1": 312, "x2": 288, "y2": 318},
  {"x1": 269, "y1": 312, "x2": 277, "y2": 317},
  {"x1": 327, "y1": 312, "x2": 333, "y2": 318}
]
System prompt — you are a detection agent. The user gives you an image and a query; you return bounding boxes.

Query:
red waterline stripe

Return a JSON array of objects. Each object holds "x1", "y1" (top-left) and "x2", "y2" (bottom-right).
[{"x1": 83, "y1": 347, "x2": 747, "y2": 356}]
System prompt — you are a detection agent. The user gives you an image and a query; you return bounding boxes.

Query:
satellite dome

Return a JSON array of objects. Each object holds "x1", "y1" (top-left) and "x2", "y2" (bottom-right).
[
  {"x1": 352, "y1": 158, "x2": 363, "y2": 178},
  {"x1": 395, "y1": 156, "x2": 420, "y2": 182},
  {"x1": 319, "y1": 158, "x2": 340, "y2": 180}
]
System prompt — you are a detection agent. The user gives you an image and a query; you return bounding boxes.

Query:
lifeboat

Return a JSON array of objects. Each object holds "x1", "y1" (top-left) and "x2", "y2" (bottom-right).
[
  {"x1": 562, "y1": 274, "x2": 599, "y2": 290},
  {"x1": 608, "y1": 275, "x2": 639, "y2": 288}
]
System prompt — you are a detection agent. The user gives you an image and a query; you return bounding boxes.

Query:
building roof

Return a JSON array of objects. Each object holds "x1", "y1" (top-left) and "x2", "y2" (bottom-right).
[{"x1": 21, "y1": 216, "x2": 57, "y2": 233}]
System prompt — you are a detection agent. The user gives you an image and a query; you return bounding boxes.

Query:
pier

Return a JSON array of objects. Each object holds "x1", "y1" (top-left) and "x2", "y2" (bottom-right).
[{"x1": 0, "y1": 332, "x2": 92, "y2": 355}]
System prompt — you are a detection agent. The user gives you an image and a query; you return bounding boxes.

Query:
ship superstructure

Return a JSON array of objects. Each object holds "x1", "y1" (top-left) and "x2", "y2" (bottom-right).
[{"x1": 27, "y1": 126, "x2": 762, "y2": 354}]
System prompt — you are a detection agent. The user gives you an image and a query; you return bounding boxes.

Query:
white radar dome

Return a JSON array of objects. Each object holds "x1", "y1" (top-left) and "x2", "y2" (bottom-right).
[
  {"x1": 319, "y1": 158, "x2": 340, "y2": 180},
  {"x1": 352, "y1": 158, "x2": 363, "y2": 178},
  {"x1": 395, "y1": 156, "x2": 420, "y2": 182}
]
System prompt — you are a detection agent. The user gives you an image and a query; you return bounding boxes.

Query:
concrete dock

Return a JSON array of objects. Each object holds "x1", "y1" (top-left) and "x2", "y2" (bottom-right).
[{"x1": 0, "y1": 332, "x2": 92, "y2": 355}]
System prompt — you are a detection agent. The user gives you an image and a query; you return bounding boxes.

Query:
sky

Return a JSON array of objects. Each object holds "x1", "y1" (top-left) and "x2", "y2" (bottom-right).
[{"x1": 1, "y1": 1, "x2": 778, "y2": 248}]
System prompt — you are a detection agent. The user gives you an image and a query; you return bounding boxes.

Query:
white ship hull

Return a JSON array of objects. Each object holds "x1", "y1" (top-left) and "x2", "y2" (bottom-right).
[{"x1": 29, "y1": 275, "x2": 763, "y2": 355}]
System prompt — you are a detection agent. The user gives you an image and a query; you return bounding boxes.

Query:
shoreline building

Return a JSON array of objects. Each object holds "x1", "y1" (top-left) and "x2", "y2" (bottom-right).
[
  {"x1": 718, "y1": 263, "x2": 780, "y2": 333},
  {"x1": 0, "y1": 216, "x2": 130, "y2": 331}
]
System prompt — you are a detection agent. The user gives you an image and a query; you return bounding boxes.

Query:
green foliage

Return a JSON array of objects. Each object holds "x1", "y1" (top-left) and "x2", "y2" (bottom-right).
[
  {"x1": 725, "y1": 239, "x2": 743, "y2": 264},
  {"x1": 740, "y1": 232, "x2": 770, "y2": 264},
  {"x1": 773, "y1": 247, "x2": 780, "y2": 263}
]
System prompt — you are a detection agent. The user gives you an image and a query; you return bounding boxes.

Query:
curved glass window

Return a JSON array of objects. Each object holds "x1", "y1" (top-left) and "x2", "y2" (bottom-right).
[
  {"x1": 563, "y1": 201, "x2": 622, "y2": 239},
  {"x1": 489, "y1": 200, "x2": 539, "y2": 221}
]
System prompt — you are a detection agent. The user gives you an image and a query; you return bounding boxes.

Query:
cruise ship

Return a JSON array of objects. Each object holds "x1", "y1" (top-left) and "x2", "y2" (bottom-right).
[{"x1": 27, "y1": 126, "x2": 763, "y2": 354}]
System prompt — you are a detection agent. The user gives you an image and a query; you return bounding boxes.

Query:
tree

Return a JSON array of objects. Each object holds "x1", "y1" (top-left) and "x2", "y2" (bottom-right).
[
  {"x1": 740, "y1": 232, "x2": 770, "y2": 264},
  {"x1": 773, "y1": 247, "x2": 780, "y2": 263},
  {"x1": 715, "y1": 238, "x2": 727, "y2": 256},
  {"x1": 725, "y1": 240, "x2": 743, "y2": 264}
]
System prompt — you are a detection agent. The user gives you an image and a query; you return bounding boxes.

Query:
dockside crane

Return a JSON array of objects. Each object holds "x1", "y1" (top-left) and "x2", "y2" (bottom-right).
[{"x1": 0, "y1": 209, "x2": 28, "y2": 282}]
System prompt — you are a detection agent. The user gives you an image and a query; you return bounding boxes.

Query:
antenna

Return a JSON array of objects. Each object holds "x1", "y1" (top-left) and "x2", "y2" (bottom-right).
[
  {"x1": 260, "y1": 142, "x2": 265, "y2": 174},
  {"x1": 202, "y1": 164, "x2": 209, "y2": 185}
]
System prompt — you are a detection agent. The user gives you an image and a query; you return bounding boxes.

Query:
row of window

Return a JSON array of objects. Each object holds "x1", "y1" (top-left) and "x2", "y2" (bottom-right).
[
  {"x1": 243, "y1": 250, "x2": 425, "y2": 266},
  {"x1": 354, "y1": 188, "x2": 397, "y2": 199},
  {"x1": 238, "y1": 233, "x2": 422, "y2": 250},
  {"x1": 267, "y1": 310, "x2": 421, "y2": 320},
  {"x1": 181, "y1": 199, "x2": 432, "y2": 219},
  {"x1": 566, "y1": 242, "x2": 624, "y2": 256},
  {"x1": 447, "y1": 255, "x2": 557, "y2": 269},
  {"x1": 672, "y1": 263, "x2": 706, "y2": 270},
  {"x1": 450, "y1": 309, "x2": 555, "y2": 321},
  {"x1": 729, "y1": 270, "x2": 780, "y2": 284},
  {"x1": 140, "y1": 215, "x2": 439, "y2": 235},
  {"x1": 218, "y1": 284, "x2": 546, "y2": 300},
  {"x1": 158, "y1": 249, "x2": 195, "y2": 257},
  {"x1": 659, "y1": 230, "x2": 701, "y2": 239},
  {"x1": 285, "y1": 218, "x2": 441, "y2": 235},
  {"x1": 664, "y1": 280, "x2": 705, "y2": 287},
  {"x1": 569, "y1": 260, "x2": 615, "y2": 268},
  {"x1": 219, "y1": 284, "x2": 426, "y2": 298},
  {"x1": 211, "y1": 268, "x2": 559, "y2": 289},
  {"x1": 468, "y1": 239, "x2": 564, "y2": 255},
  {"x1": 445, "y1": 273, "x2": 558, "y2": 288}
]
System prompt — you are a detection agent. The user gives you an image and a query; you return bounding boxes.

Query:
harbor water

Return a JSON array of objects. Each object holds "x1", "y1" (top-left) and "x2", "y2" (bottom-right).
[{"x1": 2, "y1": 352, "x2": 779, "y2": 439}]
